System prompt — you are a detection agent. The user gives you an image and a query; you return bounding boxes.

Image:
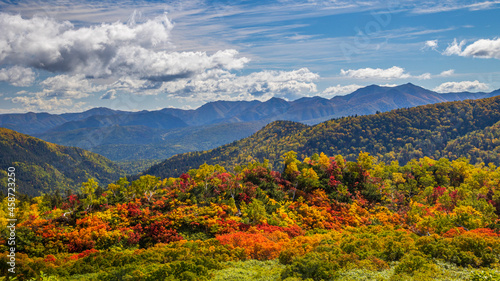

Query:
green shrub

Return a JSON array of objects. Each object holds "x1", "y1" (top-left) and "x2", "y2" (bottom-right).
[
  {"x1": 281, "y1": 252, "x2": 339, "y2": 280},
  {"x1": 394, "y1": 251, "x2": 435, "y2": 275}
]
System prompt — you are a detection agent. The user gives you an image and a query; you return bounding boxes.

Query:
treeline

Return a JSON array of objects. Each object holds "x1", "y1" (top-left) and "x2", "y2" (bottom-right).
[
  {"x1": 144, "y1": 96, "x2": 500, "y2": 178},
  {"x1": 1, "y1": 151, "x2": 500, "y2": 280}
]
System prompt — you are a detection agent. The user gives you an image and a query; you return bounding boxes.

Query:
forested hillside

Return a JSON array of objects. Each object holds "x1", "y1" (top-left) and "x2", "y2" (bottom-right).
[
  {"x1": 144, "y1": 96, "x2": 500, "y2": 178},
  {"x1": 0, "y1": 128, "x2": 124, "y2": 196},
  {"x1": 441, "y1": 120, "x2": 500, "y2": 164}
]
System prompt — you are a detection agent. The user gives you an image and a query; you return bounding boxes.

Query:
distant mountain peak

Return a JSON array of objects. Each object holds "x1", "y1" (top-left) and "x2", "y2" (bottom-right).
[
  {"x1": 268, "y1": 96, "x2": 283, "y2": 100},
  {"x1": 265, "y1": 97, "x2": 288, "y2": 103},
  {"x1": 342, "y1": 84, "x2": 387, "y2": 99},
  {"x1": 396, "y1": 82, "x2": 425, "y2": 89},
  {"x1": 83, "y1": 107, "x2": 116, "y2": 113},
  {"x1": 365, "y1": 84, "x2": 383, "y2": 89}
]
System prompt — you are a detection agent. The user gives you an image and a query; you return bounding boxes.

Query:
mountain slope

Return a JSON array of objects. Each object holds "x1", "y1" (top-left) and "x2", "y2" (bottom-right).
[
  {"x1": 142, "y1": 95, "x2": 500, "y2": 178},
  {"x1": 441, "y1": 120, "x2": 500, "y2": 164},
  {"x1": 0, "y1": 127, "x2": 124, "y2": 196}
]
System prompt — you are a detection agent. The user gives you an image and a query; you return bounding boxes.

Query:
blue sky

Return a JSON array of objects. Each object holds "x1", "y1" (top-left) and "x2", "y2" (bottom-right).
[{"x1": 0, "y1": 0, "x2": 499, "y2": 113}]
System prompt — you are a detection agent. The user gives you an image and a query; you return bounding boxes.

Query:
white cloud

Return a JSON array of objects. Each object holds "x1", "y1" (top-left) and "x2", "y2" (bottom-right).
[
  {"x1": 162, "y1": 68, "x2": 319, "y2": 102},
  {"x1": 7, "y1": 74, "x2": 104, "y2": 111},
  {"x1": 443, "y1": 39, "x2": 467, "y2": 56},
  {"x1": 40, "y1": 74, "x2": 105, "y2": 99},
  {"x1": 8, "y1": 94, "x2": 85, "y2": 113},
  {"x1": 0, "y1": 12, "x2": 249, "y2": 80},
  {"x1": 433, "y1": 80, "x2": 489, "y2": 93},
  {"x1": 423, "y1": 40, "x2": 438, "y2": 51},
  {"x1": 341, "y1": 66, "x2": 410, "y2": 80},
  {"x1": 443, "y1": 38, "x2": 500, "y2": 59},
  {"x1": 340, "y1": 66, "x2": 430, "y2": 80},
  {"x1": 322, "y1": 84, "x2": 363, "y2": 97},
  {"x1": 459, "y1": 38, "x2": 500, "y2": 59},
  {"x1": 439, "y1": 69, "x2": 455, "y2": 77},
  {"x1": 108, "y1": 77, "x2": 165, "y2": 96},
  {"x1": 0, "y1": 66, "x2": 35, "y2": 86},
  {"x1": 415, "y1": 73, "x2": 432, "y2": 80},
  {"x1": 110, "y1": 48, "x2": 249, "y2": 81}
]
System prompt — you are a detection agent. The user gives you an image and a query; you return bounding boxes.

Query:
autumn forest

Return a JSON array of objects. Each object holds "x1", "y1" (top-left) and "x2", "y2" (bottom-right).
[{"x1": 2, "y1": 148, "x2": 500, "y2": 280}]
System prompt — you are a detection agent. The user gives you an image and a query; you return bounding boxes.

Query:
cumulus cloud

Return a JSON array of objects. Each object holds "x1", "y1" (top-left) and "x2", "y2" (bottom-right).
[
  {"x1": 7, "y1": 74, "x2": 105, "y2": 111},
  {"x1": 322, "y1": 84, "x2": 363, "y2": 97},
  {"x1": 0, "y1": 66, "x2": 35, "y2": 86},
  {"x1": 162, "y1": 68, "x2": 319, "y2": 101},
  {"x1": 40, "y1": 74, "x2": 105, "y2": 98},
  {"x1": 0, "y1": 13, "x2": 249, "y2": 80},
  {"x1": 443, "y1": 39, "x2": 467, "y2": 56},
  {"x1": 433, "y1": 80, "x2": 489, "y2": 93},
  {"x1": 423, "y1": 40, "x2": 438, "y2": 51},
  {"x1": 340, "y1": 66, "x2": 430, "y2": 80},
  {"x1": 443, "y1": 38, "x2": 500, "y2": 59}
]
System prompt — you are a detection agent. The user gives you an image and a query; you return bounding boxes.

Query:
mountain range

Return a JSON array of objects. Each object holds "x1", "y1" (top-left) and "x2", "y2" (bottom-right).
[{"x1": 1, "y1": 83, "x2": 499, "y2": 162}]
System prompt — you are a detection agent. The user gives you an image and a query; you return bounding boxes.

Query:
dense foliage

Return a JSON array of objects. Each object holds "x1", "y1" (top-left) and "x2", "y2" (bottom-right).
[
  {"x1": 0, "y1": 128, "x2": 125, "y2": 196},
  {"x1": 442, "y1": 121, "x2": 500, "y2": 165},
  {"x1": 2, "y1": 151, "x2": 500, "y2": 280},
  {"x1": 146, "y1": 96, "x2": 500, "y2": 178}
]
